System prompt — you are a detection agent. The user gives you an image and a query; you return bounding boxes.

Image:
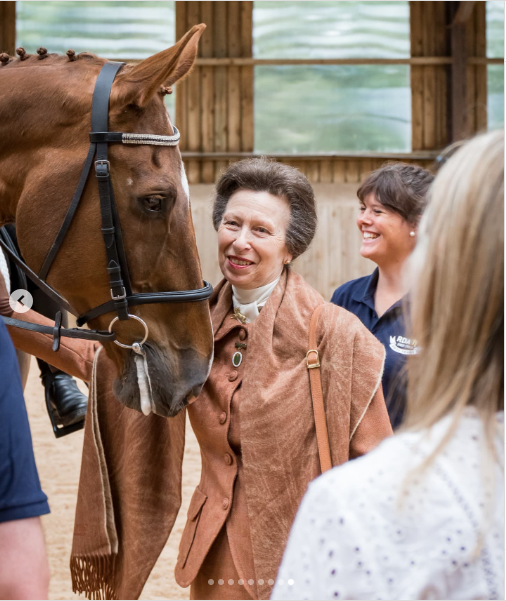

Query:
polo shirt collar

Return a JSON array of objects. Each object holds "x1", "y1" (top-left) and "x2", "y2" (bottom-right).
[
  {"x1": 352, "y1": 268, "x2": 379, "y2": 312},
  {"x1": 351, "y1": 268, "x2": 404, "y2": 315}
]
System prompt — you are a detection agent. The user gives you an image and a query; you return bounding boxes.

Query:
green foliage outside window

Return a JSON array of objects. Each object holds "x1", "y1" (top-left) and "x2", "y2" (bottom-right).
[
  {"x1": 486, "y1": 1, "x2": 504, "y2": 129},
  {"x1": 16, "y1": 1, "x2": 176, "y2": 116},
  {"x1": 253, "y1": 1, "x2": 411, "y2": 153}
]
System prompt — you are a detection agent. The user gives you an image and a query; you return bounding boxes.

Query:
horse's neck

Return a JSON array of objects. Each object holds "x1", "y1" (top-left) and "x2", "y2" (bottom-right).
[{"x1": 0, "y1": 62, "x2": 95, "y2": 225}]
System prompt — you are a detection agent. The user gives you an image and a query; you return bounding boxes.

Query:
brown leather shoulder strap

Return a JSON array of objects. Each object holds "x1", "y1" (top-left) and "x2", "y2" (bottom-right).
[{"x1": 307, "y1": 304, "x2": 332, "y2": 473}]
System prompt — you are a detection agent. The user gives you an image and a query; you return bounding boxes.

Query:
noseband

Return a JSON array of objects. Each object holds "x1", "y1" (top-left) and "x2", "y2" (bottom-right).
[{"x1": 1, "y1": 62, "x2": 212, "y2": 349}]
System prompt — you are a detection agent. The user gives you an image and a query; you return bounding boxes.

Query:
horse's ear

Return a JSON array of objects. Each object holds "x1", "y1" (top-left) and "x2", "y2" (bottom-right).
[{"x1": 111, "y1": 24, "x2": 205, "y2": 109}]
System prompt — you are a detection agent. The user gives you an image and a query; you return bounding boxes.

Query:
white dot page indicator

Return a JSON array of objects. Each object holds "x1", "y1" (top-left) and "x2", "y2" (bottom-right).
[{"x1": 9, "y1": 289, "x2": 33, "y2": 313}]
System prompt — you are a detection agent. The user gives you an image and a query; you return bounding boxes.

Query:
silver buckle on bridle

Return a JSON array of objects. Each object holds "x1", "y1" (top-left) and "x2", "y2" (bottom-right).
[{"x1": 111, "y1": 287, "x2": 127, "y2": 301}]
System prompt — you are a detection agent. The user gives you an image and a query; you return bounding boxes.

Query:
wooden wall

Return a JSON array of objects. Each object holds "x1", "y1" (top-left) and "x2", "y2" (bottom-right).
[
  {"x1": 190, "y1": 183, "x2": 378, "y2": 301},
  {"x1": 174, "y1": 1, "x2": 495, "y2": 185},
  {"x1": 176, "y1": 1, "x2": 253, "y2": 184}
]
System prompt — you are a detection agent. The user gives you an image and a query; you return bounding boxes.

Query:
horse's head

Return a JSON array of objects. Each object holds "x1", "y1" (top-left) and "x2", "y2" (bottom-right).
[{"x1": 0, "y1": 26, "x2": 214, "y2": 417}]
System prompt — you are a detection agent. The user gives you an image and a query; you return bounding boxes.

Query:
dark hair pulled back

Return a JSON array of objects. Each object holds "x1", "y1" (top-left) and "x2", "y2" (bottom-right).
[{"x1": 357, "y1": 162, "x2": 434, "y2": 224}]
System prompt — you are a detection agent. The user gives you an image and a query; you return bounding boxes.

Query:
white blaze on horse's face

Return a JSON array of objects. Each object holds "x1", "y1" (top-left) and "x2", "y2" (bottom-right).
[
  {"x1": 180, "y1": 161, "x2": 190, "y2": 205},
  {"x1": 166, "y1": 109, "x2": 190, "y2": 206}
]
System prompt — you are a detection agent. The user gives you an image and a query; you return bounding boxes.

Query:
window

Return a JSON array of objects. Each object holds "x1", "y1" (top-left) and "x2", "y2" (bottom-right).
[
  {"x1": 16, "y1": 1, "x2": 176, "y2": 114},
  {"x1": 253, "y1": 1, "x2": 411, "y2": 154},
  {"x1": 486, "y1": 1, "x2": 504, "y2": 129}
]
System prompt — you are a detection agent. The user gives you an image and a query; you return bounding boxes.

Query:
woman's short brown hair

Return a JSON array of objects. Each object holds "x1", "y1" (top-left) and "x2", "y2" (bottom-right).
[
  {"x1": 357, "y1": 162, "x2": 434, "y2": 224},
  {"x1": 213, "y1": 158, "x2": 317, "y2": 260}
]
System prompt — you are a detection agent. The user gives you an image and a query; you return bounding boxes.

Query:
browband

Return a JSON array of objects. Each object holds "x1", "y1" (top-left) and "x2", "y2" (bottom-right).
[{"x1": 89, "y1": 127, "x2": 180, "y2": 146}]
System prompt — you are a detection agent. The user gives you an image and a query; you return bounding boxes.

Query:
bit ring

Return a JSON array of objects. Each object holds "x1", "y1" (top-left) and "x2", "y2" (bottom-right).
[{"x1": 108, "y1": 314, "x2": 149, "y2": 349}]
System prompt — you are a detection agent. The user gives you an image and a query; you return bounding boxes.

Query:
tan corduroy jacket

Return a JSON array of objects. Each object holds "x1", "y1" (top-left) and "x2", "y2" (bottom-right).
[{"x1": 4, "y1": 268, "x2": 392, "y2": 600}]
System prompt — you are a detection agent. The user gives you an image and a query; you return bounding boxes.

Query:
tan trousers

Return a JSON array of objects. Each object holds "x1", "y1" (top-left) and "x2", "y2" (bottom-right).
[{"x1": 190, "y1": 527, "x2": 254, "y2": 600}]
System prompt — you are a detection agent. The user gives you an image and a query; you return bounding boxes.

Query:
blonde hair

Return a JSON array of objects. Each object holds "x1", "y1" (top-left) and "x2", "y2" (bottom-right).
[{"x1": 404, "y1": 130, "x2": 504, "y2": 454}]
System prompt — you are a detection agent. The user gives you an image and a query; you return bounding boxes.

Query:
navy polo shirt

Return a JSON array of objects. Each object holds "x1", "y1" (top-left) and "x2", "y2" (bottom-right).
[
  {"x1": 331, "y1": 269, "x2": 416, "y2": 429},
  {"x1": 0, "y1": 320, "x2": 50, "y2": 522}
]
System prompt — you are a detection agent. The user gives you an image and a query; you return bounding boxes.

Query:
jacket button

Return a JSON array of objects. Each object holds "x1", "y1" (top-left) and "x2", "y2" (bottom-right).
[
  {"x1": 238, "y1": 329, "x2": 247, "y2": 341},
  {"x1": 228, "y1": 371, "x2": 238, "y2": 382},
  {"x1": 219, "y1": 412, "x2": 227, "y2": 424},
  {"x1": 224, "y1": 453, "x2": 233, "y2": 465},
  {"x1": 222, "y1": 498, "x2": 229, "y2": 510}
]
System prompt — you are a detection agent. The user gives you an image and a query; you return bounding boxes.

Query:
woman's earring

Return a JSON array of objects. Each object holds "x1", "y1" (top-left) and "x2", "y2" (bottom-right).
[
  {"x1": 284, "y1": 260, "x2": 291, "y2": 265},
  {"x1": 410, "y1": 231, "x2": 416, "y2": 237}
]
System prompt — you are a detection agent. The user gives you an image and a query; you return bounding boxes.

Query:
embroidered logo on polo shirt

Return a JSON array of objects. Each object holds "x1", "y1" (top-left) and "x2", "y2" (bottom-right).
[{"x1": 389, "y1": 335, "x2": 419, "y2": 355}]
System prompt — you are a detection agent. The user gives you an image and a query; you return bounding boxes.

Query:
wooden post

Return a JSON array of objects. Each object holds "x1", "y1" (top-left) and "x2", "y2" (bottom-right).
[
  {"x1": 410, "y1": 1, "x2": 449, "y2": 151},
  {"x1": 451, "y1": 4, "x2": 469, "y2": 140},
  {"x1": 186, "y1": 0, "x2": 202, "y2": 183},
  {"x1": 0, "y1": 1, "x2": 16, "y2": 55},
  {"x1": 200, "y1": 1, "x2": 215, "y2": 183},
  {"x1": 447, "y1": 1, "x2": 487, "y2": 140}
]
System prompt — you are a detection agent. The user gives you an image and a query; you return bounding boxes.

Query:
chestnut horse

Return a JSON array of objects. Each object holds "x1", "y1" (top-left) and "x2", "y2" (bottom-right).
[{"x1": 0, "y1": 25, "x2": 214, "y2": 417}]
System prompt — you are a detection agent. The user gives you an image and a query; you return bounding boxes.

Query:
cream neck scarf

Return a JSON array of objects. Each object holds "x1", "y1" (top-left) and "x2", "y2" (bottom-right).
[{"x1": 232, "y1": 277, "x2": 280, "y2": 323}]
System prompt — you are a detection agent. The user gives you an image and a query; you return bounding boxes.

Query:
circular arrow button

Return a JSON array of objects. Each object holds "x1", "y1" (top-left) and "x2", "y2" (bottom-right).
[{"x1": 9, "y1": 289, "x2": 33, "y2": 314}]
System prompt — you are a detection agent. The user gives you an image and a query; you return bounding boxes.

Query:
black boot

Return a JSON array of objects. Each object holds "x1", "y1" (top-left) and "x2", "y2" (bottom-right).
[{"x1": 39, "y1": 360, "x2": 88, "y2": 428}]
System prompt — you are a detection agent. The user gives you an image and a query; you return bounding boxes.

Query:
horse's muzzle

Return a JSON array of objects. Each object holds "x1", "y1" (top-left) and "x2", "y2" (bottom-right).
[{"x1": 113, "y1": 342, "x2": 208, "y2": 417}]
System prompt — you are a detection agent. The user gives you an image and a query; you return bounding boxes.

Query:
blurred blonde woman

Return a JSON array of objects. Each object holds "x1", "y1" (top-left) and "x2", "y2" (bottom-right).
[{"x1": 272, "y1": 130, "x2": 504, "y2": 601}]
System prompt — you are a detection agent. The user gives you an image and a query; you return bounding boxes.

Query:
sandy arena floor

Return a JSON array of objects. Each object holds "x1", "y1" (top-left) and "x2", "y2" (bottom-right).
[{"x1": 25, "y1": 357, "x2": 201, "y2": 600}]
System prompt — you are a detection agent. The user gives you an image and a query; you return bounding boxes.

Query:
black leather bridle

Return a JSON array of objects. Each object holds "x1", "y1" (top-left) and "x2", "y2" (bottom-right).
[{"x1": 0, "y1": 62, "x2": 212, "y2": 350}]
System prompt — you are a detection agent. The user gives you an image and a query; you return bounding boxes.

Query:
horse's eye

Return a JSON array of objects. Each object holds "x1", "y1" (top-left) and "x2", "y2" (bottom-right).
[{"x1": 143, "y1": 196, "x2": 163, "y2": 212}]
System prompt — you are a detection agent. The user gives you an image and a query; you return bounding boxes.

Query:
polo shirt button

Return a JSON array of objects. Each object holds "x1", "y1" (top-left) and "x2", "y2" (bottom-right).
[
  {"x1": 219, "y1": 412, "x2": 227, "y2": 424},
  {"x1": 224, "y1": 453, "x2": 233, "y2": 465},
  {"x1": 238, "y1": 329, "x2": 247, "y2": 341},
  {"x1": 228, "y1": 371, "x2": 238, "y2": 382},
  {"x1": 222, "y1": 498, "x2": 229, "y2": 510}
]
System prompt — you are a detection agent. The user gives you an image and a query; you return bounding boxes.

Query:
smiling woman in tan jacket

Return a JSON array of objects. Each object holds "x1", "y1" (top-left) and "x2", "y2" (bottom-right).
[{"x1": 1, "y1": 158, "x2": 392, "y2": 600}]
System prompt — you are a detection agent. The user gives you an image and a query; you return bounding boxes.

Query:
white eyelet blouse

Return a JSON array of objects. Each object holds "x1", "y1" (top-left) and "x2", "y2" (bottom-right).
[{"x1": 272, "y1": 409, "x2": 504, "y2": 601}]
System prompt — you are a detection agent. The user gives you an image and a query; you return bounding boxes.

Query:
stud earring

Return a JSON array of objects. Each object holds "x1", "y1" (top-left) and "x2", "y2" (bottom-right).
[
  {"x1": 284, "y1": 260, "x2": 291, "y2": 265},
  {"x1": 410, "y1": 231, "x2": 416, "y2": 237}
]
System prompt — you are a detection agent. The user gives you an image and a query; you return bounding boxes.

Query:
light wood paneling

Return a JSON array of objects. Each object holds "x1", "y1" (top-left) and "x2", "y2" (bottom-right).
[{"x1": 190, "y1": 183, "x2": 375, "y2": 301}]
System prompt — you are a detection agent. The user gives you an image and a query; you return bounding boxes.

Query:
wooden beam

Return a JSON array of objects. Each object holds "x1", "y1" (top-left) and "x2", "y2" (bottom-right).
[
  {"x1": 468, "y1": 57, "x2": 504, "y2": 64},
  {"x1": 0, "y1": 1, "x2": 16, "y2": 55},
  {"x1": 117, "y1": 56, "x2": 503, "y2": 67},
  {"x1": 195, "y1": 57, "x2": 454, "y2": 66},
  {"x1": 118, "y1": 56, "x2": 458, "y2": 67},
  {"x1": 181, "y1": 151, "x2": 439, "y2": 160}
]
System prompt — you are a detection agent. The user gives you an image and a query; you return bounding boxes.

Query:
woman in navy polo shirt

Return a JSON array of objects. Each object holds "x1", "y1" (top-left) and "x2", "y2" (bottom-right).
[{"x1": 331, "y1": 163, "x2": 433, "y2": 428}]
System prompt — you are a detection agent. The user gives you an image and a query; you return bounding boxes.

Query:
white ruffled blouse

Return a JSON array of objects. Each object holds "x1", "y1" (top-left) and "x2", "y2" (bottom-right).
[
  {"x1": 232, "y1": 276, "x2": 279, "y2": 323},
  {"x1": 272, "y1": 409, "x2": 504, "y2": 600}
]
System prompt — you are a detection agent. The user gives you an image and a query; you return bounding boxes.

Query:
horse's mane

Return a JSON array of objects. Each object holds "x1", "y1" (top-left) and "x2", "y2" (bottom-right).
[{"x1": 0, "y1": 47, "x2": 106, "y2": 69}]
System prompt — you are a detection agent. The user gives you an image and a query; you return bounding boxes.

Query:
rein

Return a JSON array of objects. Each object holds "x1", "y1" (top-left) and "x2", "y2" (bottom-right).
[{"x1": 0, "y1": 62, "x2": 212, "y2": 351}]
